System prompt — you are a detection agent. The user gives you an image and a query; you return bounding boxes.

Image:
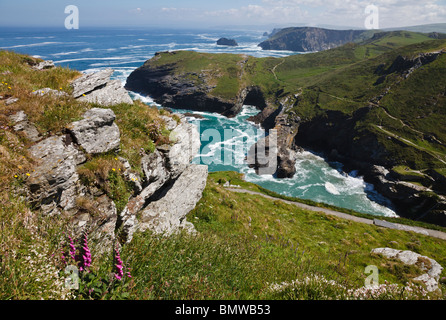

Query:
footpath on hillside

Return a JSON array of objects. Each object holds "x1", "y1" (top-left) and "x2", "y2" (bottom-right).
[{"x1": 226, "y1": 187, "x2": 446, "y2": 241}]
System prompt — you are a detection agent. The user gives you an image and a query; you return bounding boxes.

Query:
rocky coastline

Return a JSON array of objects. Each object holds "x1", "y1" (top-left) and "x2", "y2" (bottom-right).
[{"x1": 125, "y1": 52, "x2": 446, "y2": 226}]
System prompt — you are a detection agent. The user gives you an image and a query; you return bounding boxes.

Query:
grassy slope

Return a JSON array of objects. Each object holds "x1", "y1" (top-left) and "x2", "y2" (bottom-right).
[{"x1": 121, "y1": 171, "x2": 446, "y2": 299}]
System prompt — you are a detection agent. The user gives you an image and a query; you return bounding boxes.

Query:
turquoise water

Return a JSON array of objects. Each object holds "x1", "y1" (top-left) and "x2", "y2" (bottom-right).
[
  {"x1": 1, "y1": 27, "x2": 396, "y2": 217},
  {"x1": 183, "y1": 106, "x2": 397, "y2": 217}
]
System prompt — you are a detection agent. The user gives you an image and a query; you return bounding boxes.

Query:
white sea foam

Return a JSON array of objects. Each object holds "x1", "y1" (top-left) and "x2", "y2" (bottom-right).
[
  {"x1": 54, "y1": 56, "x2": 133, "y2": 64},
  {"x1": 0, "y1": 41, "x2": 62, "y2": 49}
]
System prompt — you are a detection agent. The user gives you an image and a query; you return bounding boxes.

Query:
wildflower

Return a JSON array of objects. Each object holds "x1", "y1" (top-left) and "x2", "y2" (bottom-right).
[
  {"x1": 26, "y1": 173, "x2": 30, "y2": 176},
  {"x1": 113, "y1": 246, "x2": 124, "y2": 281},
  {"x1": 78, "y1": 231, "x2": 92, "y2": 272},
  {"x1": 68, "y1": 235, "x2": 76, "y2": 260},
  {"x1": 14, "y1": 175, "x2": 18, "y2": 178},
  {"x1": 112, "y1": 168, "x2": 116, "y2": 171}
]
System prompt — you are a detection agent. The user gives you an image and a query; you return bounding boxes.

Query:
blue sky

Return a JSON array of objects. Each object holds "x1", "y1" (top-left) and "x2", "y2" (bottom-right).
[{"x1": 0, "y1": 0, "x2": 445, "y2": 29}]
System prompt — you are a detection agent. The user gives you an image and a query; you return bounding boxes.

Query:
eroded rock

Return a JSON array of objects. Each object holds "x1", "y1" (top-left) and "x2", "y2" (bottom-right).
[
  {"x1": 32, "y1": 60, "x2": 55, "y2": 71},
  {"x1": 28, "y1": 134, "x2": 86, "y2": 215},
  {"x1": 138, "y1": 164, "x2": 207, "y2": 235},
  {"x1": 9, "y1": 110, "x2": 41, "y2": 142},
  {"x1": 71, "y1": 69, "x2": 133, "y2": 105},
  {"x1": 67, "y1": 108, "x2": 120, "y2": 154},
  {"x1": 76, "y1": 80, "x2": 133, "y2": 106}
]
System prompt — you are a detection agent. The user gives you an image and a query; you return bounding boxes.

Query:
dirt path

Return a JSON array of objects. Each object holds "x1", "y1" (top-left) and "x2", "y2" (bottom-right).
[
  {"x1": 271, "y1": 58, "x2": 285, "y2": 81},
  {"x1": 226, "y1": 187, "x2": 446, "y2": 241}
]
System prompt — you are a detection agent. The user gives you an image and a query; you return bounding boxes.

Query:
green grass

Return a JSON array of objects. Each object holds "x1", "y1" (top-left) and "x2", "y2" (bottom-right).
[{"x1": 113, "y1": 173, "x2": 446, "y2": 300}]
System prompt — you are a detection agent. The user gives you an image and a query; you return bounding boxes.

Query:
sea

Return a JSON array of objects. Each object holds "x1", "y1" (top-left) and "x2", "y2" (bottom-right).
[{"x1": 0, "y1": 26, "x2": 396, "y2": 217}]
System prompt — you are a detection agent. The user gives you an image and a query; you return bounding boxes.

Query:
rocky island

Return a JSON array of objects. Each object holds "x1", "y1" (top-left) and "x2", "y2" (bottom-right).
[{"x1": 216, "y1": 37, "x2": 238, "y2": 46}]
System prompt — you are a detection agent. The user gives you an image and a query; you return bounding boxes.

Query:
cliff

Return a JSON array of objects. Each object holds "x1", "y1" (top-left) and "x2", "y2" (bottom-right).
[
  {"x1": 124, "y1": 32, "x2": 446, "y2": 226},
  {"x1": 258, "y1": 27, "x2": 368, "y2": 52}
]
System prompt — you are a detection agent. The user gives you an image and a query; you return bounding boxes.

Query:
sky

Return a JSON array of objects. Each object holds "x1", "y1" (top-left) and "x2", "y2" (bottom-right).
[{"x1": 0, "y1": 0, "x2": 445, "y2": 29}]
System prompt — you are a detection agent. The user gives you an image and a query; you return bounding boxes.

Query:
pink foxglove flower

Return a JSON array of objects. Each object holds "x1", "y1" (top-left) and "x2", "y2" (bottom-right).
[
  {"x1": 79, "y1": 232, "x2": 92, "y2": 272},
  {"x1": 113, "y1": 246, "x2": 124, "y2": 281}
]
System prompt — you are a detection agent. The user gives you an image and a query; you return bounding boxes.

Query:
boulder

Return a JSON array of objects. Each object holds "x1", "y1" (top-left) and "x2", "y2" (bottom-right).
[
  {"x1": 67, "y1": 108, "x2": 121, "y2": 154},
  {"x1": 71, "y1": 69, "x2": 133, "y2": 106},
  {"x1": 32, "y1": 60, "x2": 55, "y2": 71},
  {"x1": 71, "y1": 69, "x2": 114, "y2": 98},
  {"x1": 9, "y1": 111, "x2": 41, "y2": 142},
  {"x1": 138, "y1": 164, "x2": 208, "y2": 235},
  {"x1": 5, "y1": 97, "x2": 19, "y2": 105},
  {"x1": 76, "y1": 80, "x2": 133, "y2": 106},
  {"x1": 27, "y1": 134, "x2": 86, "y2": 215}
]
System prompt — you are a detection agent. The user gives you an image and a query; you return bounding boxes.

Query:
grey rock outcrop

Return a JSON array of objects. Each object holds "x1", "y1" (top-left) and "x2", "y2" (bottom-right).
[
  {"x1": 118, "y1": 117, "x2": 206, "y2": 242},
  {"x1": 9, "y1": 111, "x2": 41, "y2": 142},
  {"x1": 67, "y1": 108, "x2": 121, "y2": 154},
  {"x1": 138, "y1": 164, "x2": 207, "y2": 235},
  {"x1": 32, "y1": 87, "x2": 68, "y2": 97},
  {"x1": 372, "y1": 247, "x2": 443, "y2": 292},
  {"x1": 71, "y1": 68, "x2": 133, "y2": 105},
  {"x1": 25, "y1": 74, "x2": 206, "y2": 249},
  {"x1": 32, "y1": 60, "x2": 55, "y2": 71},
  {"x1": 26, "y1": 107, "x2": 125, "y2": 250},
  {"x1": 28, "y1": 134, "x2": 86, "y2": 215}
]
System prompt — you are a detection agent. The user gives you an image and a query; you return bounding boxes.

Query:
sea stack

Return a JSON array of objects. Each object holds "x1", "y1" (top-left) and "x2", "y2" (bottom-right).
[{"x1": 216, "y1": 38, "x2": 238, "y2": 46}]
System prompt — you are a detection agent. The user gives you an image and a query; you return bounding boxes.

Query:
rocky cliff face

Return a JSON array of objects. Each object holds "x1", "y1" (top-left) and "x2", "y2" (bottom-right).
[
  {"x1": 259, "y1": 27, "x2": 367, "y2": 52},
  {"x1": 123, "y1": 48, "x2": 446, "y2": 226},
  {"x1": 14, "y1": 68, "x2": 207, "y2": 252},
  {"x1": 125, "y1": 52, "x2": 246, "y2": 117}
]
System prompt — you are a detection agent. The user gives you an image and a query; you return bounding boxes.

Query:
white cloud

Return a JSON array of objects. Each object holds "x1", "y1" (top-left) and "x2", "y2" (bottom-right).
[{"x1": 150, "y1": 1, "x2": 446, "y2": 28}]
